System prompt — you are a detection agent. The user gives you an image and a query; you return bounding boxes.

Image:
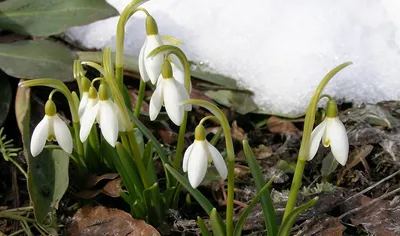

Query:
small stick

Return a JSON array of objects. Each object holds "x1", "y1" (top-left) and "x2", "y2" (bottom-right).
[
  {"x1": 338, "y1": 185, "x2": 400, "y2": 220},
  {"x1": 340, "y1": 169, "x2": 400, "y2": 205}
]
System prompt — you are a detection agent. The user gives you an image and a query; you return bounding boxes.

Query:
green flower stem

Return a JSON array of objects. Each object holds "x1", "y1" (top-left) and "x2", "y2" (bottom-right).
[
  {"x1": 133, "y1": 79, "x2": 146, "y2": 118},
  {"x1": 0, "y1": 213, "x2": 36, "y2": 223},
  {"x1": 182, "y1": 99, "x2": 235, "y2": 235},
  {"x1": 8, "y1": 156, "x2": 27, "y2": 179},
  {"x1": 127, "y1": 130, "x2": 149, "y2": 188},
  {"x1": 172, "y1": 111, "x2": 188, "y2": 171},
  {"x1": 116, "y1": 0, "x2": 146, "y2": 86},
  {"x1": 19, "y1": 79, "x2": 85, "y2": 160},
  {"x1": 120, "y1": 132, "x2": 131, "y2": 155},
  {"x1": 282, "y1": 62, "x2": 352, "y2": 221},
  {"x1": 199, "y1": 116, "x2": 220, "y2": 125},
  {"x1": 319, "y1": 94, "x2": 333, "y2": 101}
]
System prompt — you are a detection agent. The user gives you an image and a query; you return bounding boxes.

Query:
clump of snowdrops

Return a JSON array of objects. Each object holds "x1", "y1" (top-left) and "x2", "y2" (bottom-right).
[{"x1": 20, "y1": 1, "x2": 351, "y2": 235}]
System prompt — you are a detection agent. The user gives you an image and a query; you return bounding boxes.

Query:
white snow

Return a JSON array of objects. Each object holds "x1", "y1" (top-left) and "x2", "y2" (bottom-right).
[{"x1": 66, "y1": 0, "x2": 400, "y2": 117}]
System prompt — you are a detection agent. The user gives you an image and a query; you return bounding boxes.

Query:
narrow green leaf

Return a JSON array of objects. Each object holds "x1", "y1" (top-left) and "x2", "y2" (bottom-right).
[
  {"x1": 0, "y1": 40, "x2": 77, "y2": 82},
  {"x1": 210, "y1": 208, "x2": 225, "y2": 236},
  {"x1": 234, "y1": 177, "x2": 275, "y2": 236},
  {"x1": 0, "y1": 0, "x2": 118, "y2": 36},
  {"x1": 162, "y1": 187, "x2": 175, "y2": 209},
  {"x1": 121, "y1": 84, "x2": 133, "y2": 112},
  {"x1": 114, "y1": 142, "x2": 144, "y2": 198},
  {"x1": 243, "y1": 140, "x2": 278, "y2": 236},
  {"x1": 277, "y1": 197, "x2": 319, "y2": 236},
  {"x1": 145, "y1": 183, "x2": 165, "y2": 225},
  {"x1": 210, "y1": 126, "x2": 223, "y2": 146},
  {"x1": 197, "y1": 217, "x2": 210, "y2": 236}
]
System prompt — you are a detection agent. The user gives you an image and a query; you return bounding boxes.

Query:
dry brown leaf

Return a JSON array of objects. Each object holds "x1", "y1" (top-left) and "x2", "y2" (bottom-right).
[
  {"x1": 101, "y1": 177, "x2": 122, "y2": 198},
  {"x1": 68, "y1": 206, "x2": 160, "y2": 236},
  {"x1": 297, "y1": 216, "x2": 344, "y2": 236},
  {"x1": 267, "y1": 116, "x2": 299, "y2": 136},
  {"x1": 231, "y1": 120, "x2": 245, "y2": 141},
  {"x1": 86, "y1": 173, "x2": 119, "y2": 188},
  {"x1": 342, "y1": 195, "x2": 400, "y2": 236}
]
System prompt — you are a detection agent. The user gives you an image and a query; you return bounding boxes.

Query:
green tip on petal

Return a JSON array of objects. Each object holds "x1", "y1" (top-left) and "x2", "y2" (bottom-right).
[
  {"x1": 162, "y1": 60, "x2": 173, "y2": 78},
  {"x1": 98, "y1": 84, "x2": 109, "y2": 101},
  {"x1": 45, "y1": 100, "x2": 57, "y2": 116},
  {"x1": 194, "y1": 124, "x2": 206, "y2": 141},
  {"x1": 88, "y1": 86, "x2": 98, "y2": 99},
  {"x1": 326, "y1": 99, "x2": 338, "y2": 118},
  {"x1": 81, "y1": 76, "x2": 91, "y2": 92},
  {"x1": 146, "y1": 15, "x2": 158, "y2": 35}
]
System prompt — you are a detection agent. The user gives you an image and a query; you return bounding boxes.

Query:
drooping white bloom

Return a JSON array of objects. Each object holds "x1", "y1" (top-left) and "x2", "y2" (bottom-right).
[
  {"x1": 78, "y1": 92, "x2": 89, "y2": 117},
  {"x1": 149, "y1": 60, "x2": 191, "y2": 126},
  {"x1": 183, "y1": 125, "x2": 227, "y2": 188},
  {"x1": 308, "y1": 100, "x2": 349, "y2": 165},
  {"x1": 138, "y1": 15, "x2": 164, "y2": 85},
  {"x1": 80, "y1": 84, "x2": 119, "y2": 147},
  {"x1": 31, "y1": 100, "x2": 72, "y2": 157}
]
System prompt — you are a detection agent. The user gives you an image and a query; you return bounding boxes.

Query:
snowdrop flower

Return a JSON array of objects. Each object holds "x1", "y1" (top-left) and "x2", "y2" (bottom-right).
[
  {"x1": 149, "y1": 60, "x2": 191, "y2": 126},
  {"x1": 31, "y1": 100, "x2": 72, "y2": 157},
  {"x1": 78, "y1": 77, "x2": 91, "y2": 117},
  {"x1": 308, "y1": 100, "x2": 349, "y2": 165},
  {"x1": 80, "y1": 84, "x2": 119, "y2": 147},
  {"x1": 183, "y1": 124, "x2": 227, "y2": 188},
  {"x1": 138, "y1": 15, "x2": 164, "y2": 84}
]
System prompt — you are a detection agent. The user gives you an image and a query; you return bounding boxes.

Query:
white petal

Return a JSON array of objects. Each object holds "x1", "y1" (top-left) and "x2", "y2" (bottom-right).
[
  {"x1": 171, "y1": 62, "x2": 192, "y2": 93},
  {"x1": 169, "y1": 54, "x2": 184, "y2": 71},
  {"x1": 328, "y1": 117, "x2": 349, "y2": 166},
  {"x1": 53, "y1": 115, "x2": 73, "y2": 154},
  {"x1": 113, "y1": 103, "x2": 126, "y2": 132},
  {"x1": 174, "y1": 79, "x2": 192, "y2": 111},
  {"x1": 144, "y1": 35, "x2": 164, "y2": 84},
  {"x1": 207, "y1": 142, "x2": 227, "y2": 179},
  {"x1": 138, "y1": 41, "x2": 150, "y2": 82},
  {"x1": 99, "y1": 101, "x2": 119, "y2": 147},
  {"x1": 187, "y1": 141, "x2": 208, "y2": 188},
  {"x1": 182, "y1": 143, "x2": 195, "y2": 172},
  {"x1": 78, "y1": 92, "x2": 89, "y2": 117},
  {"x1": 30, "y1": 116, "x2": 50, "y2": 157},
  {"x1": 163, "y1": 79, "x2": 184, "y2": 125},
  {"x1": 149, "y1": 81, "x2": 163, "y2": 121},
  {"x1": 308, "y1": 119, "x2": 327, "y2": 161},
  {"x1": 79, "y1": 103, "x2": 99, "y2": 142}
]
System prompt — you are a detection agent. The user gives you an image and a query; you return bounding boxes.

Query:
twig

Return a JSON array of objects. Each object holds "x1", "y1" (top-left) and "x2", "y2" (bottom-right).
[
  {"x1": 338, "y1": 185, "x2": 400, "y2": 220},
  {"x1": 340, "y1": 169, "x2": 400, "y2": 205}
]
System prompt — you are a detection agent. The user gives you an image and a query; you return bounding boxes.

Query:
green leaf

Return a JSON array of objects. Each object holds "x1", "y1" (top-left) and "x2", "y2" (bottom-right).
[
  {"x1": 277, "y1": 197, "x2": 319, "y2": 236},
  {"x1": 234, "y1": 177, "x2": 275, "y2": 236},
  {"x1": 197, "y1": 217, "x2": 210, "y2": 236},
  {"x1": 143, "y1": 183, "x2": 164, "y2": 225},
  {"x1": 243, "y1": 140, "x2": 278, "y2": 236},
  {"x1": 0, "y1": 73, "x2": 12, "y2": 126},
  {"x1": 115, "y1": 142, "x2": 144, "y2": 197},
  {"x1": 321, "y1": 152, "x2": 339, "y2": 178},
  {"x1": 205, "y1": 90, "x2": 258, "y2": 115},
  {"x1": 210, "y1": 208, "x2": 225, "y2": 236},
  {"x1": 0, "y1": 0, "x2": 118, "y2": 37},
  {"x1": 28, "y1": 149, "x2": 70, "y2": 233},
  {"x1": 0, "y1": 40, "x2": 77, "y2": 82}
]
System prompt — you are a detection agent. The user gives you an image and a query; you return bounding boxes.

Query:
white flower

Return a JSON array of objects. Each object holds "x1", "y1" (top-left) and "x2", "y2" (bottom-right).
[
  {"x1": 138, "y1": 15, "x2": 164, "y2": 85},
  {"x1": 31, "y1": 101, "x2": 72, "y2": 157},
  {"x1": 183, "y1": 125, "x2": 228, "y2": 188},
  {"x1": 308, "y1": 100, "x2": 349, "y2": 165},
  {"x1": 80, "y1": 85, "x2": 119, "y2": 147},
  {"x1": 78, "y1": 92, "x2": 89, "y2": 117},
  {"x1": 149, "y1": 60, "x2": 191, "y2": 126}
]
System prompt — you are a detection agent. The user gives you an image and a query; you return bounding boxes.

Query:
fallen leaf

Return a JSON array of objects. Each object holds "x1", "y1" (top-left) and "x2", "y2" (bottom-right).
[
  {"x1": 342, "y1": 195, "x2": 400, "y2": 236},
  {"x1": 231, "y1": 121, "x2": 246, "y2": 141},
  {"x1": 297, "y1": 216, "x2": 344, "y2": 236},
  {"x1": 102, "y1": 178, "x2": 122, "y2": 198},
  {"x1": 67, "y1": 206, "x2": 160, "y2": 236},
  {"x1": 86, "y1": 173, "x2": 119, "y2": 188},
  {"x1": 267, "y1": 116, "x2": 299, "y2": 136}
]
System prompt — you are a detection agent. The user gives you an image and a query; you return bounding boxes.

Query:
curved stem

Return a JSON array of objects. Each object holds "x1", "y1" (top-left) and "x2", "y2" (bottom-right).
[
  {"x1": 282, "y1": 62, "x2": 352, "y2": 221},
  {"x1": 172, "y1": 111, "x2": 188, "y2": 171},
  {"x1": 182, "y1": 99, "x2": 235, "y2": 235},
  {"x1": 199, "y1": 116, "x2": 220, "y2": 126},
  {"x1": 19, "y1": 79, "x2": 85, "y2": 160},
  {"x1": 116, "y1": 0, "x2": 147, "y2": 86},
  {"x1": 319, "y1": 94, "x2": 333, "y2": 101}
]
